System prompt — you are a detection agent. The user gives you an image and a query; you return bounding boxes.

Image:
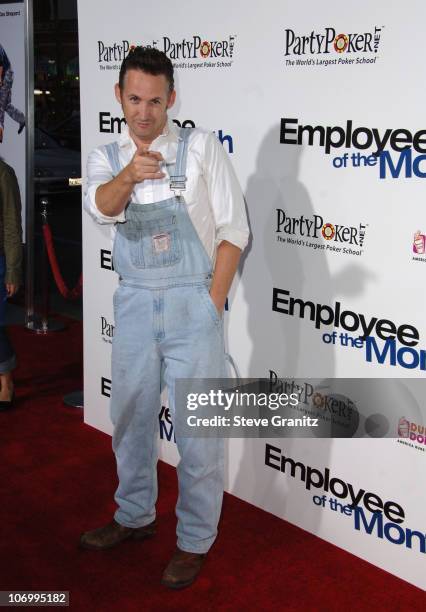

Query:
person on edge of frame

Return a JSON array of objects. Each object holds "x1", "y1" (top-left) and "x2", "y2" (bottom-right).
[{"x1": 0, "y1": 158, "x2": 23, "y2": 409}]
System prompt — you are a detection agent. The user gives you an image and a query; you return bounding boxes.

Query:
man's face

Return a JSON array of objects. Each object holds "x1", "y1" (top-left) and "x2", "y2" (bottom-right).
[{"x1": 115, "y1": 69, "x2": 176, "y2": 146}]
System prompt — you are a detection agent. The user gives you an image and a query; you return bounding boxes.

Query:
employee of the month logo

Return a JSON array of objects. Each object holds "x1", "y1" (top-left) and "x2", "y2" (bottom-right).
[
  {"x1": 265, "y1": 444, "x2": 426, "y2": 556},
  {"x1": 272, "y1": 288, "x2": 425, "y2": 372},
  {"x1": 100, "y1": 249, "x2": 114, "y2": 271},
  {"x1": 98, "y1": 113, "x2": 235, "y2": 154},
  {"x1": 280, "y1": 117, "x2": 426, "y2": 180}
]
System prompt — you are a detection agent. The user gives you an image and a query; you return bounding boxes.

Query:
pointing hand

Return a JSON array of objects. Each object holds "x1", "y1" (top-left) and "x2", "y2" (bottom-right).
[{"x1": 124, "y1": 147, "x2": 165, "y2": 184}]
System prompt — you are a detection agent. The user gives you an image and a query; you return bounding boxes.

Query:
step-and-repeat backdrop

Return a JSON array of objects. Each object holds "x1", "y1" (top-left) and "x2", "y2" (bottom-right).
[{"x1": 78, "y1": 0, "x2": 425, "y2": 590}]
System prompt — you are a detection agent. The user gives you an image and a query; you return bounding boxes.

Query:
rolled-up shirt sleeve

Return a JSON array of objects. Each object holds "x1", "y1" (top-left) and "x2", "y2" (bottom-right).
[
  {"x1": 83, "y1": 147, "x2": 126, "y2": 224},
  {"x1": 202, "y1": 132, "x2": 249, "y2": 252}
]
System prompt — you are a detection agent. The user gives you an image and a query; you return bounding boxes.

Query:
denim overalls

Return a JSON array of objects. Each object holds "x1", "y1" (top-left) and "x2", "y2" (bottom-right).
[{"x1": 104, "y1": 128, "x2": 227, "y2": 554}]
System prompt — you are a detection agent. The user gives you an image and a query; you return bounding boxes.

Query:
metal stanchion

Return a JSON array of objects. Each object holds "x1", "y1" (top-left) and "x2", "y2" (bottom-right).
[
  {"x1": 38, "y1": 197, "x2": 83, "y2": 408},
  {"x1": 24, "y1": 0, "x2": 35, "y2": 331},
  {"x1": 39, "y1": 196, "x2": 83, "y2": 408},
  {"x1": 26, "y1": 197, "x2": 65, "y2": 334}
]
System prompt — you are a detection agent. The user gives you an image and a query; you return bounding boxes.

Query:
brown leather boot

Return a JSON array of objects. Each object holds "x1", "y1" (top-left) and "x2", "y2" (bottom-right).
[
  {"x1": 161, "y1": 547, "x2": 206, "y2": 589},
  {"x1": 79, "y1": 519, "x2": 156, "y2": 550}
]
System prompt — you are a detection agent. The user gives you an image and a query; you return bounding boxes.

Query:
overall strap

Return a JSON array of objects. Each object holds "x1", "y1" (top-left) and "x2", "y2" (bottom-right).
[
  {"x1": 103, "y1": 142, "x2": 121, "y2": 177},
  {"x1": 169, "y1": 127, "x2": 191, "y2": 194}
]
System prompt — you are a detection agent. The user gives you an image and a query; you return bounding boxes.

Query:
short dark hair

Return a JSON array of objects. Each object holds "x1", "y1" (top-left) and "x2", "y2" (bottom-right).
[{"x1": 119, "y1": 46, "x2": 174, "y2": 92}]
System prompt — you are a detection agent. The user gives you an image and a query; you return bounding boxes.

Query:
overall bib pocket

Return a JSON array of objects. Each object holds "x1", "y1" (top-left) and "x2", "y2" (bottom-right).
[{"x1": 121, "y1": 214, "x2": 182, "y2": 269}]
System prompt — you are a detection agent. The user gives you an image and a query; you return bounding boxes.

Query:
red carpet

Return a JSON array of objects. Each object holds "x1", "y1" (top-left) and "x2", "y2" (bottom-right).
[{"x1": 0, "y1": 319, "x2": 423, "y2": 611}]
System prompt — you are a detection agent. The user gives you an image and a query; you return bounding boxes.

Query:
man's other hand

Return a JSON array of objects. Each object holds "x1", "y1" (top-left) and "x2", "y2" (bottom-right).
[{"x1": 6, "y1": 283, "x2": 19, "y2": 297}]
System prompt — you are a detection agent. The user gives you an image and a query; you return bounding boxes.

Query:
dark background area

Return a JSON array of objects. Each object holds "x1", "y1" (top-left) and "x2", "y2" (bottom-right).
[{"x1": 32, "y1": 0, "x2": 81, "y2": 320}]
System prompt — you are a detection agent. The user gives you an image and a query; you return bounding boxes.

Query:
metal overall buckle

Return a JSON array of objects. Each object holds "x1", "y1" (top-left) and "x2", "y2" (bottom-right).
[{"x1": 170, "y1": 175, "x2": 187, "y2": 198}]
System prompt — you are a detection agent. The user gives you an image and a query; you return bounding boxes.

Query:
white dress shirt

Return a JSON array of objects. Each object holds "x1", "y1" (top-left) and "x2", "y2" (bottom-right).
[{"x1": 83, "y1": 119, "x2": 249, "y2": 261}]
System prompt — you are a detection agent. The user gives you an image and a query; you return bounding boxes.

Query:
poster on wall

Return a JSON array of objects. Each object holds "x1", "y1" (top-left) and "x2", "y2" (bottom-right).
[
  {"x1": 0, "y1": 0, "x2": 25, "y2": 226},
  {"x1": 78, "y1": 0, "x2": 425, "y2": 590}
]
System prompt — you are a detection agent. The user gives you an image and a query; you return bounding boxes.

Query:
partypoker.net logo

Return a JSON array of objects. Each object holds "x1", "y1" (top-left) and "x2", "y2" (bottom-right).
[
  {"x1": 97, "y1": 36, "x2": 236, "y2": 63},
  {"x1": 285, "y1": 26, "x2": 382, "y2": 56}
]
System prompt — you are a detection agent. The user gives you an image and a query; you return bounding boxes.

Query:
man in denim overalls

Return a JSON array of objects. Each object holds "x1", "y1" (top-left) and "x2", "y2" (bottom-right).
[{"x1": 81, "y1": 47, "x2": 249, "y2": 588}]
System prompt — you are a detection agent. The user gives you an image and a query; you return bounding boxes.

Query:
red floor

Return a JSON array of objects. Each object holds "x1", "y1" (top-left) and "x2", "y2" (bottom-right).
[{"x1": 0, "y1": 319, "x2": 423, "y2": 611}]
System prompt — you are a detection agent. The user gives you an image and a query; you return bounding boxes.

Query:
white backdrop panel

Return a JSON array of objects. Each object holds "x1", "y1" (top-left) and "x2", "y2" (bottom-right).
[{"x1": 78, "y1": 0, "x2": 426, "y2": 590}]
